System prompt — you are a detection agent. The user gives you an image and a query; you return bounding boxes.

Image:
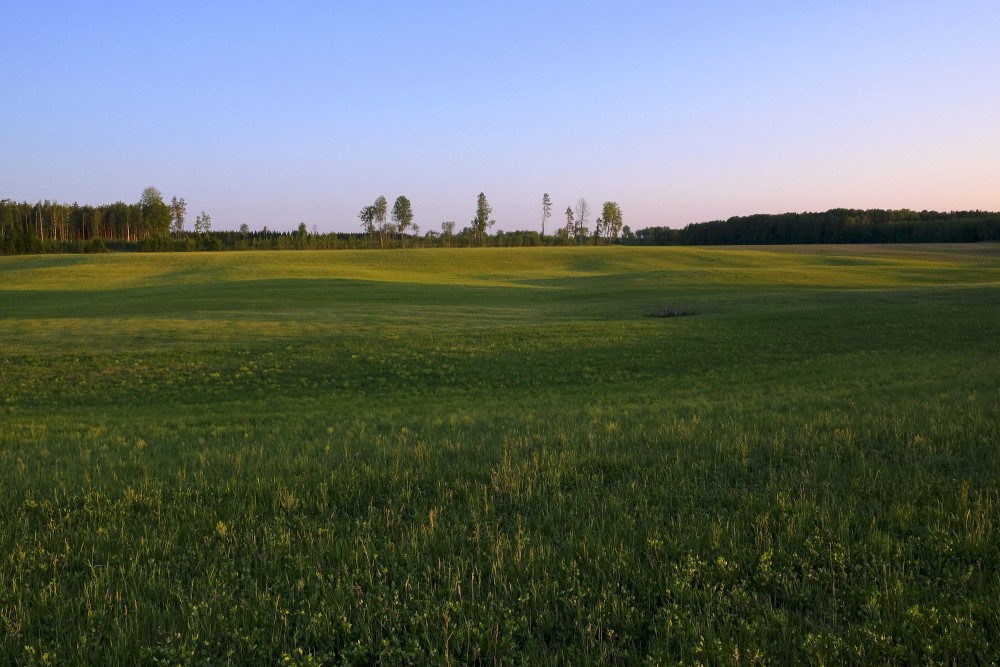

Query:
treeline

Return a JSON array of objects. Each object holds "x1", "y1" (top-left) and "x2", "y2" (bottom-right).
[
  {"x1": 5, "y1": 194, "x2": 1000, "y2": 256},
  {"x1": 0, "y1": 187, "x2": 209, "y2": 254},
  {"x1": 0, "y1": 189, "x2": 628, "y2": 254},
  {"x1": 631, "y1": 209, "x2": 1000, "y2": 246},
  {"x1": 181, "y1": 227, "x2": 559, "y2": 251},
  {"x1": 0, "y1": 199, "x2": 566, "y2": 253},
  {"x1": 1, "y1": 198, "x2": 152, "y2": 254}
]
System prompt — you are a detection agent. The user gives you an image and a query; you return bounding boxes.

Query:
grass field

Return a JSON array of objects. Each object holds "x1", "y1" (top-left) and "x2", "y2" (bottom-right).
[{"x1": 1, "y1": 245, "x2": 999, "y2": 665}]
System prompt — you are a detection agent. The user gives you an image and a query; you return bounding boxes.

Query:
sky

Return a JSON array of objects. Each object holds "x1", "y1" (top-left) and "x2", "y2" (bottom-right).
[{"x1": 3, "y1": 1, "x2": 999, "y2": 233}]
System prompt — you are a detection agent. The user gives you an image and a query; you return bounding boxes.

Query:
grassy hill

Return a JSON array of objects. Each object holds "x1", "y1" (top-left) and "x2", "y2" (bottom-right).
[{"x1": 1, "y1": 245, "x2": 998, "y2": 664}]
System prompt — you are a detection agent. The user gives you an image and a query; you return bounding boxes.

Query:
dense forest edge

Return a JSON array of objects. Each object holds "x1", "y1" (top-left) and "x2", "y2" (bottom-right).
[{"x1": 3, "y1": 188, "x2": 1000, "y2": 255}]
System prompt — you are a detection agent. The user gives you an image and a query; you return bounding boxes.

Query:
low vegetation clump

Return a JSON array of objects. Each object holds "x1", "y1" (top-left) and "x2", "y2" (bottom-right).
[
  {"x1": 649, "y1": 305, "x2": 694, "y2": 318},
  {"x1": 1, "y1": 245, "x2": 998, "y2": 664}
]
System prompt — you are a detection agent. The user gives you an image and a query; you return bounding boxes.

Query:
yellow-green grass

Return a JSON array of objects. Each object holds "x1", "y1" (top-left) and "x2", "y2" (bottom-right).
[{"x1": 1, "y1": 245, "x2": 999, "y2": 664}]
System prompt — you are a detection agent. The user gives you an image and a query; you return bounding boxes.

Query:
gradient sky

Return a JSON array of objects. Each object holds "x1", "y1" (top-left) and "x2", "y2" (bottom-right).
[{"x1": 4, "y1": 1, "x2": 999, "y2": 233}]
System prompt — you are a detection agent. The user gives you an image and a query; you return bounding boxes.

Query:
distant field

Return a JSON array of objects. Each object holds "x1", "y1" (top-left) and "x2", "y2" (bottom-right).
[{"x1": 1, "y1": 245, "x2": 998, "y2": 664}]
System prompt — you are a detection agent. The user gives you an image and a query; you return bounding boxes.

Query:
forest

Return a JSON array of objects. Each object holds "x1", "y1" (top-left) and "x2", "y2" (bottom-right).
[
  {"x1": 3, "y1": 188, "x2": 1000, "y2": 255},
  {"x1": 636, "y1": 208, "x2": 1000, "y2": 245}
]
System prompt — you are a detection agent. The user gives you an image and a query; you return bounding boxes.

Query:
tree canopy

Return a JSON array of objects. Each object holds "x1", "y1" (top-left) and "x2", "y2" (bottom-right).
[
  {"x1": 471, "y1": 193, "x2": 495, "y2": 246},
  {"x1": 140, "y1": 186, "x2": 172, "y2": 239}
]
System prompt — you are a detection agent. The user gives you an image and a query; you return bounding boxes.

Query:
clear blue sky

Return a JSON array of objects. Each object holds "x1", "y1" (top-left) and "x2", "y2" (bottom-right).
[{"x1": 3, "y1": 1, "x2": 999, "y2": 233}]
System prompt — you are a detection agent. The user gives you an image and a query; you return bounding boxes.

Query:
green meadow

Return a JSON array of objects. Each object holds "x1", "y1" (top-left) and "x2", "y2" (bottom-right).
[{"x1": 1, "y1": 245, "x2": 999, "y2": 665}]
